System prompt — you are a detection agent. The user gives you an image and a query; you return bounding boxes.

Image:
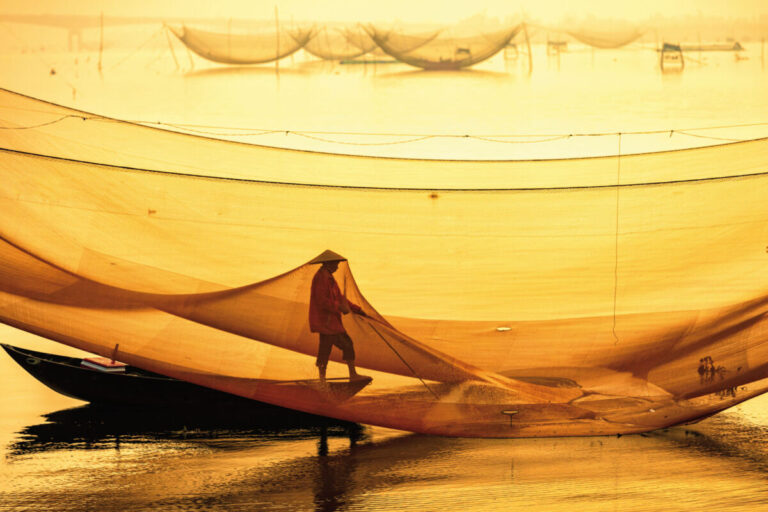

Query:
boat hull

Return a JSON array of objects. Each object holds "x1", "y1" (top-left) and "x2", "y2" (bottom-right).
[{"x1": 3, "y1": 343, "x2": 274, "y2": 408}]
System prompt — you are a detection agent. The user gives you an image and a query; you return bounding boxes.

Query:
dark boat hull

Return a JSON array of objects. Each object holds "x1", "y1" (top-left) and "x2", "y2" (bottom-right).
[{"x1": 2, "y1": 343, "x2": 271, "y2": 408}]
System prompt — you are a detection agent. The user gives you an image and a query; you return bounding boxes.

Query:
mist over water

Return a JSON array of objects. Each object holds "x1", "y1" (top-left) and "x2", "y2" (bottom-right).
[{"x1": 1, "y1": 18, "x2": 768, "y2": 512}]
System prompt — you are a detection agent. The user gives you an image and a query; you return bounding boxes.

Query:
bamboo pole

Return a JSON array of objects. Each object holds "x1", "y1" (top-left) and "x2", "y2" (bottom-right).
[
  {"x1": 98, "y1": 11, "x2": 104, "y2": 73},
  {"x1": 522, "y1": 22, "x2": 532, "y2": 74},
  {"x1": 227, "y1": 17, "x2": 232, "y2": 60},
  {"x1": 164, "y1": 25, "x2": 180, "y2": 70},
  {"x1": 275, "y1": 5, "x2": 280, "y2": 77}
]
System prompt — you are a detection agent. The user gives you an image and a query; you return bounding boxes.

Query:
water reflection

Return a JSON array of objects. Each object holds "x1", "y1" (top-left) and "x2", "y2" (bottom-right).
[
  {"x1": 658, "y1": 416, "x2": 768, "y2": 473},
  {"x1": 374, "y1": 67, "x2": 514, "y2": 81},
  {"x1": 5, "y1": 404, "x2": 768, "y2": 511},
  {"x1": 184, "y1": 64, "x2": 318, "y2": 79},
  {"x1": 315, "y1": 425, "x2": 361, "y2": 512},
  {"x1": 9, "y1": 403, "x2": 363, "y2": 457}
]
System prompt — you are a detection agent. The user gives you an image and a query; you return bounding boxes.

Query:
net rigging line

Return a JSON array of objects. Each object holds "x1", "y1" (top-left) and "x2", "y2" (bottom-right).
[
  {"x1": 107, "y1": 25, "x2": 167, "y2": 72},
  {"x1": 4, "y1": 144, "x2": 768, "y2": 193},
  {"x1": 365, "y1": 319, "x2": 440, "y2": 400},
  {"x1": 0, "y1": 21, "x2": 79, "y2": 94},
  {"x1": 291, "y1": 131, "x2": 434, "y2": 146},
  {"x1": 2, "y1": 108, "x2": 768, "y2": 147},
  {"x1": 0, "y1": 114, "x2": 86, "y2": 130}
]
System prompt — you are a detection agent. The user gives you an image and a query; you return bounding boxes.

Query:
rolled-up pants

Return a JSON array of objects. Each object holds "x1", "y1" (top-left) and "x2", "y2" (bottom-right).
[{"x1": 316, "y1": 332, "x2": 355, "y2": 368}]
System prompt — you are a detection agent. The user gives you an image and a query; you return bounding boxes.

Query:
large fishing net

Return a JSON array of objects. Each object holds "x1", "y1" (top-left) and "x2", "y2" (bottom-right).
[{"x1": 1, "y1": 88, "x2": 768, "y2": 437}]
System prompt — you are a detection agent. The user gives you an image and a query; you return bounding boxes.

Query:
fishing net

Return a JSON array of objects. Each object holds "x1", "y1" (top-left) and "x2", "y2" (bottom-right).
[
  {"x1": 304, "y1": 25, "x2": 377, "y2": 61},
  {"x1": 168, "y1": 25, "x2": 312, "y2": 65},
  {"x1": 1, "y1": 88, "x2": 768, "y2": 437},
  {"x1": 563, "y1": 22, "x2": 646, "y2": 49},
  {"x1": 368, "y1": 24, "x2": 521, "y2": 70}
]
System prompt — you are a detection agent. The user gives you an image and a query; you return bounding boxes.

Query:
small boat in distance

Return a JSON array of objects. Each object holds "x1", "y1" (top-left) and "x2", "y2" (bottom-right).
[{"x1": 679, "y1": 41, "x2": 744, "y2": 52}]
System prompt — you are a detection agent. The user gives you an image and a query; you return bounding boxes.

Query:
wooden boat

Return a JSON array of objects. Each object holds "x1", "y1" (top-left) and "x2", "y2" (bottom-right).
[
  {"x1": 2, "y1": 343, "x2": 275, "y2": 408},
  {"x1": 680, "y1": 41, "x2": 743, "y2": 52}
]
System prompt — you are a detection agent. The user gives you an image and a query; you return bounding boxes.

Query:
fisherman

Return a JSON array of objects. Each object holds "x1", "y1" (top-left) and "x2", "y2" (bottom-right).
[{"x1": 308, "y1": 250, "x2": 368, "y2": 383}]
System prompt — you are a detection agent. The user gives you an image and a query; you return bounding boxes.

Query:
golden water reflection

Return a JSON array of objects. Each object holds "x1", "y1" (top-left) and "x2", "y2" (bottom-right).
[
  {"x1": 3, "y1": 398, "x2": 768, "y2": 511},
  {"x1": 2, "y1": 332, "x2": 766, "y2": 511}
]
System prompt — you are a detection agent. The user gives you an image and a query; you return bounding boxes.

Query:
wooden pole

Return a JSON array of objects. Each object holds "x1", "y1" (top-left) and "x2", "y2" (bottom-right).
[
  {"x1": 227, "y1": 17, "x2": 232, "y2": 60},
  {"x1": 164, "y1": 25, "x2": 180, "y2": 70},
  {"x1": 186, "y1": 45, "x2": 194, "y2": 70},
  {"x1": 98, "y1": 11, "x2": 104, "y2": 73},
  {"x1": 275, "y1": 5, "x2": 280, "y2": 77},
  {"x1": 522, "y1": 22, "x2": 533, "y2": 74}
]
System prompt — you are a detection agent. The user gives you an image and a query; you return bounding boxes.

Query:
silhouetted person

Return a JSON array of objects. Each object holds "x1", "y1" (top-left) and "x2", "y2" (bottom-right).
[{"x1": 308, "y1": 251, "x2": 367, "y2": 383}]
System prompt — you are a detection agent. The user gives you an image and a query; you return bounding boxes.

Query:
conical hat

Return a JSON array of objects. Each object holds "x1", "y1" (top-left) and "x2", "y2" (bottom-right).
[{"x1": 307, "y1": 249, "x2": 347, "y2": 265}]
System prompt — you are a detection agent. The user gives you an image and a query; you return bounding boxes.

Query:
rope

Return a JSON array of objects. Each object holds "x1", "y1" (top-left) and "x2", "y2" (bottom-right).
[
  {"x1": 0, "y1": 114, "x2": 83, "y2": 130},
  {"x1": 158, "y1": 122, "x2": 281, "y2": 137},
  {"x1": 1, "y1": 97, "x2": 767, "y2": 144},
  {"x1": 108, "y1": 26, "x2": 165, "y2": 72},
  {"x1": 291, "y1": 131, "x2": 433, "y2": 146},
  {"x1": 365, "y1": 319, "x2": 440, "y2": 400},
  {"x1": 470, "y1": 134, "x2": 572, "y2": 144},
  {"x1": 675, "y1": 130, "x2": 751, "y2": 143}
]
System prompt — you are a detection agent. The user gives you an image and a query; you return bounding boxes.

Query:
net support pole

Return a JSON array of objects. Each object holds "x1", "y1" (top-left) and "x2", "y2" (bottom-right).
[
  {"x1": 522, "y1": 22, "x2": 533, "y2": 74},
  {"x1": 98, "y1": 12, "x2": 104, "y2": 74},
  {"x1": 275, "y1": 5, "x2": 280, "y2": 78},
  {"x1": 186, "y1": 44, "x2": 194, "y2": 70},
  {"x1": 164, "y1": 25, "x2": 180, "y2": 70},
  {"x1": 227, "y1": 17, "x2": 232, "y2": 61}
]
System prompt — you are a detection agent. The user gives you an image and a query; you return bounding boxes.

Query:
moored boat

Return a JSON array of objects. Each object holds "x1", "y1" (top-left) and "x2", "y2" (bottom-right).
[{"x1": 2, "y1": 343, "x2": 273, "y2": 408}]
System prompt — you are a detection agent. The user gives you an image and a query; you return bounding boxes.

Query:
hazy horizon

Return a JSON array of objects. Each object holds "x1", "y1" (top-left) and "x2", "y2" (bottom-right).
[{"x1": 1, "y1": 1, "x2": 768, "y2": 25}]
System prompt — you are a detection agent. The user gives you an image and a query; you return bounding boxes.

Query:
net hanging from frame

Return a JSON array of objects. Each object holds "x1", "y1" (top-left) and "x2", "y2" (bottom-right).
[
  {"x1": 367, "y1": 23, "x2": 522, "y2": 70},
  {"x1": 168, "y1": 24, "x2": 313, "y2": 65}
]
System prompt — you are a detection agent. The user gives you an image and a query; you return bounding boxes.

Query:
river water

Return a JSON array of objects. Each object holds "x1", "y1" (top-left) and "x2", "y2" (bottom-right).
[{"x1": 1, "y1": 21, "x2": 768, "y2": 511}]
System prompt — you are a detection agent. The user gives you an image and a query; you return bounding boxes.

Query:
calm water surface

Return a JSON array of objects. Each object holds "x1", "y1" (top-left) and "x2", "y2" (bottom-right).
[
  {"x1": 1, "y1": 23, "x2": 768, "y2": 511},
  {"x1": 2, "y1": 335, "x2": 768, "y2": 512}
]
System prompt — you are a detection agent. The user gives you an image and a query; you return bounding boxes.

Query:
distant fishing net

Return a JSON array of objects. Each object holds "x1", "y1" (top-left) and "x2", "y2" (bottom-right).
[
  {"x1": 561, "y1": 21, "x2": 646, "y2": 49},
  {"x1": 368, "y1": 24, "x2": 522, "y2": 70},
  {"x1": 1, "y1": 88, "x2": 768, "y2": 437},
  {"x1": 304, "y1": 25, "x2": 377, "y2": 60},
  {"x1": 168, "y1": 25, "x2": 313, "y2": 64}
]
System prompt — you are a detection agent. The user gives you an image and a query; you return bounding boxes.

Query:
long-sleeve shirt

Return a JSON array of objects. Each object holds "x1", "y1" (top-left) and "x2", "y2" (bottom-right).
[{"x1": 309, "y1": 267, "x2": 362, "y2": 334}]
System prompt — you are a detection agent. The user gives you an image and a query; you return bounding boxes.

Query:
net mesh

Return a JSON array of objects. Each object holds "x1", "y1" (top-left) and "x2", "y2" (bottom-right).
[
  {"x1": 563, "y1": 22, "x2": 646, "y2": 49},
  {"x1": 169, "y1": 25, "x2": 312, "y2": 65},
  {"x1": 304, "y1": 25, "x2": 377, "y2": 60},
  {"x1": 368, "y1": 24, "x2": 521, "y2": 70},
  {"x1": 1, "y1": 88, "x2": 768, "y2": 437}
]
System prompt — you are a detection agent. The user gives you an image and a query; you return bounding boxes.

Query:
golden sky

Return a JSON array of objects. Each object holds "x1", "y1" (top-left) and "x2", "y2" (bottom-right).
[{"x1": 1, "y1": 0, "x2": 766, "y2": 23}]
